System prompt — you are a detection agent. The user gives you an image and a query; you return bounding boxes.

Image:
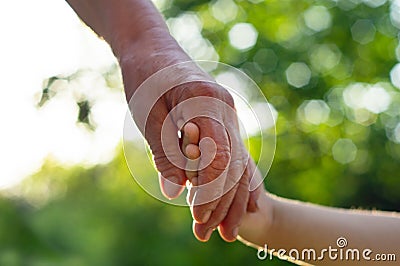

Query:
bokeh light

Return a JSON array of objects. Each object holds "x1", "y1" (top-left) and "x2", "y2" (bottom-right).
[
  {"x1": 309, "y1": 44, "x2": 341, "y2": 74},
  {"x1": 211, "y1": 0, "x2": 238, "y2": 23},
  {"x1": 390, "y1": 63, "x2": 400, "y2": 89},
  {"x1": 363, "y1": 0, "x2": 387, "y2": 8},
  {"x1": 303, "y1": 5, "x2": 332, "y2": 32},
  {"x1": 394, "y1": 123, "x2": 400, "y2": 143},
  {"x1": 351, "y1": 19, "x2": 376, "y2": 45},
  {"x1": 343, "y1": 83, "x2": 391, "y2": 114},
  {"x1": 167, "y1": 12, "x2": 219, "y2": 61},
  {"x1": 332, "y1": 138, "x2": 358, "y2": 164},
  {"x1": 253, "y1": 49, "x2": 279, "y2": 74},
  {"x1": 390, "y1": 0, "x2": 400, "y2": 28},
  {"x1": 285, "y1": 62, "x2": 312, "y2": 88},
  {"x1": 298, "y1": 100, "x2": 331, "y2": 125},
  {"x1": 228, "y1": 23, "x2": 258, "y2": 50}
]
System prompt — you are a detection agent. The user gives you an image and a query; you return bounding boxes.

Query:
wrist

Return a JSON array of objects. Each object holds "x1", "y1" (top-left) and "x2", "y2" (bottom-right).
[
  {"x1": 118, "y1": 32, "x2": 214, "y2": 101},
  {"x1": 237, "y1": 192, "x2": 275, "y2": 247},
  {"x1": 102, "y1": 0, "x2": 171, "y2": 60},
  {"x1": 117, "y1": 31, "x2": 183, "y2": 98},
  {"x1": 112, "y1": 27, "x2": 174, "y2": 62}
]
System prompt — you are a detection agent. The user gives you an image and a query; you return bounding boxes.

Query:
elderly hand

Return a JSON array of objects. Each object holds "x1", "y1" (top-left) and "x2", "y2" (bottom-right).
[{"x1": 122, "y1": 49, "x2": 261, "y2": 241}]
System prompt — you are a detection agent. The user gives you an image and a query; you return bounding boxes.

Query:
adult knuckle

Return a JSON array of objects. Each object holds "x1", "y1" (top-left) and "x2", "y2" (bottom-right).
[
  {"x1": 194, "y1": 82, "x2": 221, "y2": 97},
  {"x1": 165, "y1": 85, "x2": 185, "y2": 108},
  {"x1": 210, "y1": 148, "x2": 231, "y2": 171},
  {"x1": 190, "y1": 82, "x2": 233, "y2": 103}
]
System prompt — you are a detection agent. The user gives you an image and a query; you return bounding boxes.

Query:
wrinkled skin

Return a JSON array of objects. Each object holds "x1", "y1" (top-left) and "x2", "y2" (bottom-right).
[{"x1": 121, "y1": 56, "x2": 262, "y2": 241}]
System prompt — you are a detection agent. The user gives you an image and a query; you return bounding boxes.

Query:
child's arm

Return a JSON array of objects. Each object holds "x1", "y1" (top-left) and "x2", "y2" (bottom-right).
[
  {"x1": 239, "y1": 191, "x2": 400, "y2": 265},
  {"x1": 182, "y1": 122, "x2": 399, "y2": 264}
]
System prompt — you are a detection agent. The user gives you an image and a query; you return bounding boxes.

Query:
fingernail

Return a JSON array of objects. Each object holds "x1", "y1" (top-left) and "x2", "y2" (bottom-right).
[
  {"x1": 247, "y1": 199, "x2": 258, "y2": 213},
  {"x1": 204, "y1": 228, "x2": 213, "y2": 241},
  {"x1": 201, "y1": 210, "x2": 212, "y2": 223},
  {"x1": 232, "y1": 227, "x2": 239, "y2": 238}
]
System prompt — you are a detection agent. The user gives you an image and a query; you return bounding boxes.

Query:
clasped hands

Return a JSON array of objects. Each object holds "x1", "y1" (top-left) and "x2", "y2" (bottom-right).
[{"x1": 125, "y1": 60, "x2": 263, "y2": 242}]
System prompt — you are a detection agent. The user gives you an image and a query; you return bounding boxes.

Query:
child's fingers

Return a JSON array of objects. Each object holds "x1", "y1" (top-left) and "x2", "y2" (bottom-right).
[
  {"x1": 180, "y1": 122, "x2": 200, "y2": 181},
  {"x1": 181, "y1": 123, "x2": 200, "y2": 206},
  {"x1": 186, "y1": 143, "x2": 201, "y2": 158},
  {"x1": 185, "y1": 144, "x2": 200, "y2": 181},
  {"x1": 181, "y1": 122, "x2": 200, "y2": 152},
  {"x1": 184, "y1": 122, "x2": 200, "y2": 144}
]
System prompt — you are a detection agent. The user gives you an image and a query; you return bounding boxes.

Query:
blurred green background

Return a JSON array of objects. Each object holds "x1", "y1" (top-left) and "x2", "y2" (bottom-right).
[{"x1": 1, "y1": 0, "x2": 400, "y2": 265}]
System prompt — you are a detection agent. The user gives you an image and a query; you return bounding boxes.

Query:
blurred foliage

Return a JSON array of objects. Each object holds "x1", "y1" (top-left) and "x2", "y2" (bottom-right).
[
  {"x1": 0, "y1": 152, "x2": 271, "y2": 266},
  {"x1": 2, "y1": 0, "x2": 400, "y2": 265}
]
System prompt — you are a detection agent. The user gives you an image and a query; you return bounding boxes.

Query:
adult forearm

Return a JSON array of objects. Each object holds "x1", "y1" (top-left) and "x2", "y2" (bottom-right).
[
  {"x1": 65, "y1": 1, "x2": 259, "y2": 243},
  {"x1": 65, "y1": 0, "x2": 168, "y2": 55},
  {"x1": 66, "y1": 0, "x2": 194, "y2": 96}
]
